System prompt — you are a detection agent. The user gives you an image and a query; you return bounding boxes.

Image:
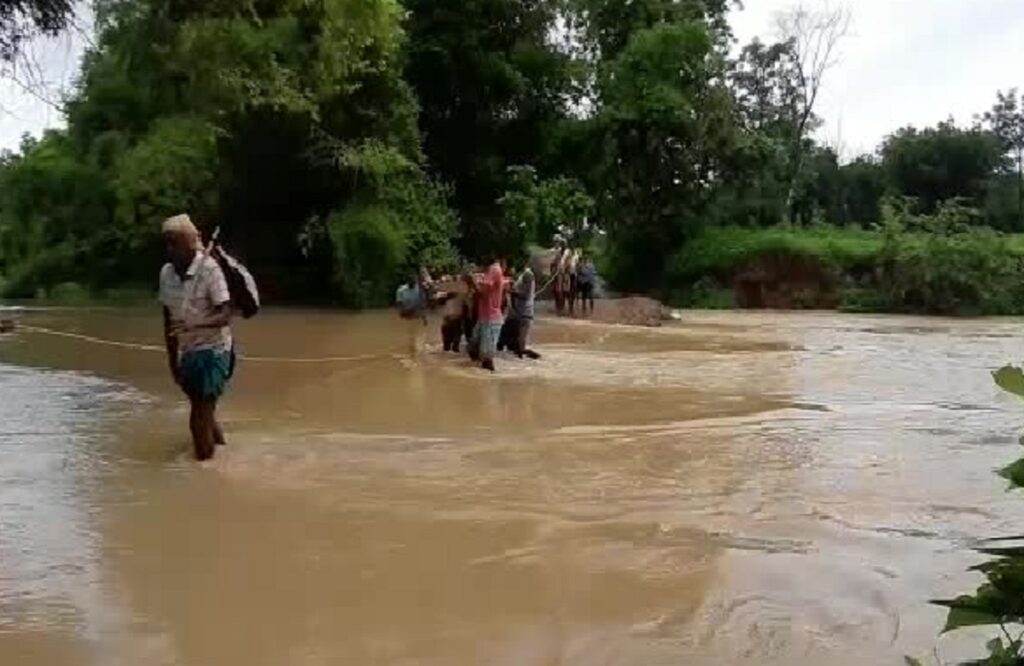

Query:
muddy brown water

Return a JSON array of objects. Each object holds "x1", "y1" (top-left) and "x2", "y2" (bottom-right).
[{"x1": 1, "y1": 307, "x2": 1024, "y2": 665}]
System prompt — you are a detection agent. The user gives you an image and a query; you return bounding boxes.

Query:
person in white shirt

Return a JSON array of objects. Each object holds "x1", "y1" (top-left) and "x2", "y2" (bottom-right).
[
  {"x1": 159, "y1": 214, "x2": 234, "y2": 461},
  {"x1": 566, "y1": 249, "x2": 581, "y2": 316}
]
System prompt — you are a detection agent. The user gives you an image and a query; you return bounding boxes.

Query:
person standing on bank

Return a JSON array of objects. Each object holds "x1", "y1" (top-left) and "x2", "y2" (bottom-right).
[
  {"x1": 160, "y1": 214, "x2": 235, "y2": 461},
  {"x1": 577, "y1": 254, "x2": 597, "y2": 317}
]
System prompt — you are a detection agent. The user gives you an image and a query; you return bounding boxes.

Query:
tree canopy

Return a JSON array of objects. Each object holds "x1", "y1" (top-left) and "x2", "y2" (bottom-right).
[
  {"x1": 1, "y1": 0, "x2": 74, "y2": 61},
  {"x1": 0, "y1": 0, "x2": 1021, "y2": 305}
]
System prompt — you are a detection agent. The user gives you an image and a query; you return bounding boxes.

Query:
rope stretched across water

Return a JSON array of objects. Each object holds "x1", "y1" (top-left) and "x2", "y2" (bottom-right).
[
  {"x1": 535, "y1": 272, "x2": 559, "y2": 297},
  {"x1": 11, "y1": 272, "x2": 563, "y2": 362},
  {"x1": 16, "y1": 324, "x2": 399, "y2": 365}
]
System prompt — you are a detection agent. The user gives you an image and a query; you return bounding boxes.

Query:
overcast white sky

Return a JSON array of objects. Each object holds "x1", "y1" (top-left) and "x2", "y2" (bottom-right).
[
  {"x1": 732, "y1": 0, "x2": 1024, "y2": 157},
  {"x1": 0, "y1": 21, "x2": 87, "y2": 153},
  {"x1": 1, "y1": 1, "x2": 1023, "y2": 157}
]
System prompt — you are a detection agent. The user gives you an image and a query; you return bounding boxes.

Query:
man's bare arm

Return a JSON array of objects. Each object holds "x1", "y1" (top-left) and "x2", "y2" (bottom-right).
[{"x1": 163, "y1": 306, "x2": 180, "y2": 384}]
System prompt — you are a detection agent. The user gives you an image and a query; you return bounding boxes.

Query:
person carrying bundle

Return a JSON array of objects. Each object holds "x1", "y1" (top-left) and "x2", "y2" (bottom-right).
[{"x1": 159, "y1": 214, "x2": 239, "y2": 461}]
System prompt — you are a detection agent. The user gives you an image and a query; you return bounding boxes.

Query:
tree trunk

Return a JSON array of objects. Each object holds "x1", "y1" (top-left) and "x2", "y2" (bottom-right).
[
  {"x1": 786, "y1": 146, "x2": 805, "y2": 225},
  {"x1": 1018, "y1": 148, "x2": 1023, "y2": 231}
]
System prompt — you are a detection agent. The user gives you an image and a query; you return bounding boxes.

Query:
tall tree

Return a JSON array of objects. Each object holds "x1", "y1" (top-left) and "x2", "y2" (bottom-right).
[
  {"x1": 881, "y1": 121, "x2": 1005, "y2": 214},
  {"x1": 594, "y1": 19, "x2": 736, "y2": 289},
  {"x1": 0, "y1": 0, "x2": 74, "y2": 62},
  {"x1": 774, "y1": 2, "x2": 850, "y2": 220},
  {"x1": 1, "y1": 0, "x2": 457, "y2": 303},
  {"x1": 838, "y1": 155, "x2": 885, "y2": 225},
  {"x1": 732, "y1": 38, "x2": 800, "y2": 137},
  {"x1": 727, "y1": 37, "x2": 801, "y2": 225},
  {"x1": 570, "y1": 0, "x2": 734, "y2": 60},
  {"x1": 402, "y1": 0, "x2": 572, "y2": 261},
  {"x1": 983, "y1": 89, "x2": 1024, "y2": 228}
]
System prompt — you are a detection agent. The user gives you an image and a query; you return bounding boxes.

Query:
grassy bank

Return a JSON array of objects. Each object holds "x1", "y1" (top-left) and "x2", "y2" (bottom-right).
[
  {"x1": 0, "y1": 281, "x2": 156, "y2": 307},
  {"x1": 11, "y1": 225, "x2": 1024, "y2": 317},
  {"x1": 666, "y1": 225, "x2": 1024, "y2": 315}
]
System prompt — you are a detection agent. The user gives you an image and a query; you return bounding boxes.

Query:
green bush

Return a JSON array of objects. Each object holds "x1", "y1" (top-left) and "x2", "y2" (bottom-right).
[
  {"x1": 668, "y1": 226, "x2": 881, "y2": 286},
  {"x1": 304, "y1": 142, "x2": 460, "y2": 307},
  {"x1": 47, "y1": 282, "x2": 92, "y2": 304},
  {"x1": 666, "y1": 210, "x2": 1024, "y2": 315},
  {"x1": 326, "y1": 204, "x2": 409, "y2": 308},
  {"x1": 497, "y1": 166, "x2": 595, "y2": 262},
  {"x1": 1, "y1": 243, "x2": 81, "y2": 299},
  {"x1": 875, "y1": 228, "x2": 1024, "y2": 315},
  {"x1": 838, "y1": 287, "x2": 892, "y2": 313},
  {"x1": 873, "y1": 199, "x2": 1024, "y2": 315},
  {"x1": 101, "y1": 286, "x2": 156, "y2": 304},
  {"x1": 668, "y1": 276, "x2": 735, "y2": 309}
]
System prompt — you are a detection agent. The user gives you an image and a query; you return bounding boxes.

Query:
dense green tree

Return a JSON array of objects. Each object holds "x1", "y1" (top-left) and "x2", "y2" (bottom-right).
[
  {"x1": 570, "y1": 0, "x2": 733, "y2": 59},
  {"x1": 773, "y1": 5, "x2": 849, "y2": 218},
  {"x1": 722, "y1": 38, "x2": 802, "y2": 226},
  {"x1": 496, "y1": 165, "x2": 594, "y2": 260},
  {"x1": 983, "y1": 89, "x2": 1024, "y2": 228},
  {"x1": 794, "y1": 150, "x2": 886, "y2": 227},
  {"x1": 982, "y1": 175, "x2": 1021, "y2": 232},
  {"x1": 881, "y1": 122, "x2": 1005, "y2": 215},
  {"x1": 402, "y1": 0, "x2": 573, "y2": 262},
  {"x1": 732, "y1": 38, "x2": 800, "y2": 140},
  {"x1": 0, "y1": 131, "x2": 114, "y2": 294},
  {"x1": 593, "y1": 20, "x2": 736, "y2": 290},
  {"x1": 839, "y1": 156, "x2": 886, "y2": 225},
  {"x1": 3, "y1": 0, "x2": 1024, "y2": 306},
  {"x1": 1, "y1": 0, "x2": 456, "y2": 303}
]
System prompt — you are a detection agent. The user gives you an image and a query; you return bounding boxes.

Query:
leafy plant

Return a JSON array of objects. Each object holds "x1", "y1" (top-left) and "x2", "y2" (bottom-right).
[
  {"x1": 46, "y1": 281, "x2": 91, "y2": 304},
  {"x1": 922, "y1": 367, "x2": 1024, "y2": 665},
  {"x1": 496, "y1": 165, "x2": 594, "y2": 262}
]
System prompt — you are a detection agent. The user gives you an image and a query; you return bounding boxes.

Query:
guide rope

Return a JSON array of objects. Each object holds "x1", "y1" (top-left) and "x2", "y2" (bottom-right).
[{"x1": 16, "y1": 324, "x2": 400, "y2": 365}]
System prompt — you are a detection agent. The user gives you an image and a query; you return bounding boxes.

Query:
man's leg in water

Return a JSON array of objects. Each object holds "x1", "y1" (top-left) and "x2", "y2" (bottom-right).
[
  {"x1": 442, "y1": 318, "x2": 459, "y2": 352},
  {"x1": 406, "y1": 316, "x2": 426, "y2": 358},
  {"x1": 189, "y1": 397, "x2": 217, "y2": 461},
  {"x1": 517, "y1": 319, "x2": 540, "y2": 359},
  {"x1": 580, "y1": 285, "x2": 591, "y2": 316},
  {"x1": 479, "y1": 321, "x2": 501, "y2": 372},
  {"x1": 213, "y1": 404, "x2": 226, "y2": 446},
  {"x1": 498, "y1": 318, "x2": 516, "y2": 353},
  {"x1": 468, "y1": 321, "x2": 482, "y2": 361}
]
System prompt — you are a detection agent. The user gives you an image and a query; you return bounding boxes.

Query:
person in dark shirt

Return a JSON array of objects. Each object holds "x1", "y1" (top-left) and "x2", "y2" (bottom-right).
[
  {"x1": 577, "y1": 255, "x2": 597, "y2": 317},
  {"x1": 506, "y1": 266, "x2": 541, "y2": 359}
]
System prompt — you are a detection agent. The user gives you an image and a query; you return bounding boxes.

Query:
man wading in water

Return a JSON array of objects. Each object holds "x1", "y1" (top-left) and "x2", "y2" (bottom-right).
[
  {"x1": 160, "y1": 214, "x2": 235, "y2": 461},
  {"x1": 470, "y1": 256, "x2": 508, "y2": 372}
]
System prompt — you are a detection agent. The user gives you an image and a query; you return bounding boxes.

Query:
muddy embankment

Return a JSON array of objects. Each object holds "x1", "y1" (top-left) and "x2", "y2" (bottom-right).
[{"x1": 730, "y1": 252, "x2": 842, "y2": 310}]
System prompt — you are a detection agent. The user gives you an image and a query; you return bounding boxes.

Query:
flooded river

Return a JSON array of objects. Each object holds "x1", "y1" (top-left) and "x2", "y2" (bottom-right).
[{"x1": 1, "y1": 307, "x2": 1023, "y2": 665}]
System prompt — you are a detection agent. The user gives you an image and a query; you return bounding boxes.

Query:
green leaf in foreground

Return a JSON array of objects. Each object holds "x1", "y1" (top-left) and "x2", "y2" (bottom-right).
[
  {"x1": 934, "y1": 598, "x2": 1003, "y2": 633},
  {"x1": 993, "y1": 365, "x2": 1024, "y2": 399},
  {"x1": 999, "y1": 458, "x2": 1024, "y2": 488}
]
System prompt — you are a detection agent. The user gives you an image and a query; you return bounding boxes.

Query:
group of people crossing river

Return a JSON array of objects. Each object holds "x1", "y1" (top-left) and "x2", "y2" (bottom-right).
[
  {"x1": 395, "y1": 240, "x2": 599, "y2": 373},
  {"x1": 157, "y1": 213, "x2": 599, "y2": 460}
]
